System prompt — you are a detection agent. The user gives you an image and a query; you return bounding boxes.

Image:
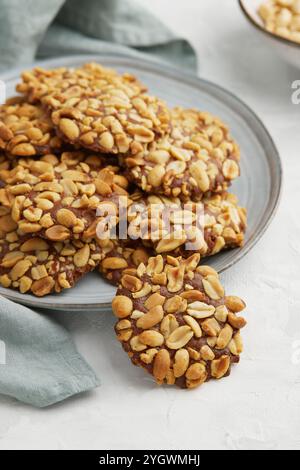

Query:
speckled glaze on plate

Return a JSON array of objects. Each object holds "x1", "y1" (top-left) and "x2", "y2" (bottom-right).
[{"x1": 0, "y1": 54, "x2": 282, "y2": 311}]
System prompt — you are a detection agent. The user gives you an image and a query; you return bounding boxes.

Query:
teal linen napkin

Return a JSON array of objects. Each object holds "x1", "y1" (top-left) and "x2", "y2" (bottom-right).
[
  {"x1": 0, "y1": 0, "x2": 196, "y2": 72},
  {"x1": 0, "y1": 0, "x2": 196, "y2": 407},
  {"x1": 0, "y1": 296, "x2": 100, "y2": 407}
]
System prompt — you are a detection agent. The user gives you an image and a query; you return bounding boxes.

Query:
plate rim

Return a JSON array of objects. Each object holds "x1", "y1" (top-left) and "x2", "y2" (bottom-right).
[{"x1": 0, "y1": 53, "x2": 283, "y2": 311}]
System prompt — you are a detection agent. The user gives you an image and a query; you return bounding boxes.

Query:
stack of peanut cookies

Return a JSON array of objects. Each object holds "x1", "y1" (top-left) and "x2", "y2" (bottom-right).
[{"x1": 0, "y1": 62, "x2": 247, "y2": 389}]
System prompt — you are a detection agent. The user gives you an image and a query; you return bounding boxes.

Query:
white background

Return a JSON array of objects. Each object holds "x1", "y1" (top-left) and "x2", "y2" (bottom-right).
[{"x1": 0, "y1": 0, "x2": 300, "y2": 450}]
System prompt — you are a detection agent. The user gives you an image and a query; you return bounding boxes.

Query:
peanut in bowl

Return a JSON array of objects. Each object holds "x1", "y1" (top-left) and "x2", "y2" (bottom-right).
[{"x1": 239, "y1": 0, "x2": 300, "y2": 69}]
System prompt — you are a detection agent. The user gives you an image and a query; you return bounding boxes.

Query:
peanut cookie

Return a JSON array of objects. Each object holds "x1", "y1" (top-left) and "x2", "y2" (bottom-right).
[
  {"x1": 99, "y1": 238, "x2": 153, "y2": 286},
  {"x1": 0, "y1": 151, "x2": 129, "y2": 241},
  {"x1": 113, "y1": 254, "x2": 246, "y2": 389},
  {"x1": 127, "y1": 191, "x2": 246, "y2": 258},
  {"x1": 0, "y1": 231, "x2": 103, "y2": 296},
  {"x1": 121, "y1": 108, "x2": 240, "y2": 201},
  {"x1": 0, "y1": 97, "x2": 63, "y2": 156},
  {"x1": 16, "y1": 63, "x2": 170, "y2": 154}
]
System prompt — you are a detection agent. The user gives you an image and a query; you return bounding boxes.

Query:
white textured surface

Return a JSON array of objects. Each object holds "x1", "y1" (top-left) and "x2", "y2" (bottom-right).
[{"x1": 0, "y1": 0, "x2": 299, "y2": 450}]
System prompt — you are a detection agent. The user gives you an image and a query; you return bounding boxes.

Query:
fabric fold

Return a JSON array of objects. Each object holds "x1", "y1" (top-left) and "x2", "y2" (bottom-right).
[
  {"x1": 0, "y1": 0, "x2": 196, "y2": 72},
  {"x1": 0, "y1": 296, "x2": 100, "y2": 407}
]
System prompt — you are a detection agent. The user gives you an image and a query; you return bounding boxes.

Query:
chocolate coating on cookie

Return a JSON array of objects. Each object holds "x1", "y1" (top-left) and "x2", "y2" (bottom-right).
[{"x1": 113, "y1": 254, "x2": 246, "y2": 389}]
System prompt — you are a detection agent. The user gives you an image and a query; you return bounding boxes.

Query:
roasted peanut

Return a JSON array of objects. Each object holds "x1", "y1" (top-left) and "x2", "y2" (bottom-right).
[{"x1": 112, "y1": 295, "x2": 133, "y2": 318}]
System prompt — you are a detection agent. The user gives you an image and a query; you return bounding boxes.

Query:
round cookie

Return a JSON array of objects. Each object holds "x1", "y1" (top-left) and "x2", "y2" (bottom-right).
[
  {"x1": 0, "y1": 230, "x2": 103, "y2": 296},
  {"x1": 0, "y1": 151, "x2": 129, "y2": 241},
  {"x1": 0, "y1": 97, "x2": 63, "y2": 156},
  {"x1": 127, "y1": 191, "x2": 247, "y2": 258},
  {"x1": 99, "y1": 238, "x2": 153, "y2": 286},
  {"x1": 121, "y1": 108, "x2": 240, "y2": 201},
  {"x1": 17, "y1": 63, "x2": 170, "y2": 155},
  {"x1": 112, "y1": 254, "x2": 246, "y2": 389}
]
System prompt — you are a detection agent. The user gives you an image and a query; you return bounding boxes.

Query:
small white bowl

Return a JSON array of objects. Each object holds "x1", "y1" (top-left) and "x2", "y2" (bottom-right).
[{"x1": 239, "y1": 0, "x2": 300, "y2": 69}]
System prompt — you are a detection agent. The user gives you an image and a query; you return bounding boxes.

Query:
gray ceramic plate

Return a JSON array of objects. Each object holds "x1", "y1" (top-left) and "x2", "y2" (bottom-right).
[{"x1": 0, "y1": 54, "x2": 282, "y2": 311}]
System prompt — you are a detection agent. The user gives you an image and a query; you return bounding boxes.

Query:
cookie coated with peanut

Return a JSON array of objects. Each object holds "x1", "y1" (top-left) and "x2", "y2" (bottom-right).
[
  {"x1": 121, "y1": 108, "x2": 240, "y2": 201},
  {"x1": 0, "y1": 230, "x2": 104, "y2": 296},
  {"x1": 16, "y1": 63, "x2": 170, "y2": 155},
  {"x1": 0, "y1": 151, "x2": 129, "y2": 242},
  {"x1": 113, "y1": 254, "x2": 247, "y2": 389},
  {"x1": 128, "y1": 191, "x2": 246, "y2": 258}
]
